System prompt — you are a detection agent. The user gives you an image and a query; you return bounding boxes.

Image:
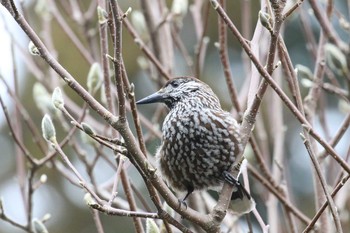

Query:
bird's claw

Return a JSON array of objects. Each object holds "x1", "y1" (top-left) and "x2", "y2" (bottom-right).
[
  {"x1": 222, "y1": 171, "x2": 252, "y2": 201},
  {"x1": 222, "y1": 171, "x2": 240, "y2": 186},
  {"x1": 178, "y1": 199, "x2": 188, "y2": 210}
]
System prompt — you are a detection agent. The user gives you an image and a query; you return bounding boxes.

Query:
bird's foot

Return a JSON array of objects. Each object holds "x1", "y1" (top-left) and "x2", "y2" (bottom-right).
[
  {"x1": 177, "y1": 199, "x2": 188, "y2": 210},
  {"x1": 222, "y1": 171, "x2": 240, "y2": 186},
  {"x1": 177, "y1": 186, "x2": 193, "y2": 210},
  {"x1": 222, "y1": 171, "x2": 252, "y2": 200}
]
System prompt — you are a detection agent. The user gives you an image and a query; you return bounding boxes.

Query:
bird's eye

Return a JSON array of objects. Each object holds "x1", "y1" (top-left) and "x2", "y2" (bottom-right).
[{"x1": 171, "y1": 82, "x2": 179, "y2": 88}]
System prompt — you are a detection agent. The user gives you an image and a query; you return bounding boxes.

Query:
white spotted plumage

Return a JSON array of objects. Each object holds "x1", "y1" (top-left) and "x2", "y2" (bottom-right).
[
  {"x1": 137, "y1": 76, "x2": 255, "y2": 214},
  {"x1": 149, "y1": 77, "x2": 243, "y2": 193}
]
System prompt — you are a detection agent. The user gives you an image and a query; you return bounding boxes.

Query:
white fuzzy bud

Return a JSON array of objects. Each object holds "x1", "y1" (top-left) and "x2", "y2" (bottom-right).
[
  {"x1": 81, "y1": 122, "x2": 95, "y2": 136},
  {"x1": 84, "y1": 193, "x2": 96, "y2": 206},
  {"x1": 171, "y1": 0, "x2": 188, "y2": 17},
  {"x1": 325, "y1": 43, "x2": 349, "y2": 75},
  {"x1": 41, "y1": 114, "x2": 56, "y2": 143},
  {"x1": 52, "y1": 87, "x2": 64, "y2": 109},
  {"x1": 97, "y1": 6, "x2": 108, "y2": 24},
  {"x1": 40, "y1": 174, "x2": 48, "y2": 184},
  {"x1": 42, "y1": 213, "x2": 51, "y2": 222},
  {"x1": 259, "y1": 10, "x2": 272, "y2": 31},
  {"x1": 146, "y1": 218, "x2": 160, "y2": 233},
  {"x1": 32, "y1": 219, "x2": 48, "y2": 233},
  {"x1": 35, "y1": 0, "x2": 51, "y2": 20},
  {"x1": 33, "y1": 83, "x2": 55, "y2": 114},
  {"x1": 162, "y1": 201, "x2": 175, "y2": 217},
  {"x1": 87, "y1": 63, "x2": 102, "y2": 94},
  {"x1": 296, "y1": 64, "x2": 313, "y2": 81},
  {"x1": 28, "y1": 41, "x2": 40, "y2": 56},
  {"x1": 131, "y1": 11, "x2": 147, "y2": 39}
]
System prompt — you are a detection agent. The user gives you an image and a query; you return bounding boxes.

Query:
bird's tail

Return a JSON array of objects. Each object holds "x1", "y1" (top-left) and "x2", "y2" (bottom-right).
[{"x1": 223, "y1": 171, "x2": 255, "y2": 215}]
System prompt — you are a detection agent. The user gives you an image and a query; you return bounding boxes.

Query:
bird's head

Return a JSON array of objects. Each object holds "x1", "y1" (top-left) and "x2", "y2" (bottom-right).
[{"x1": 136, "y1": 77, "x2": 220, "y2": 109}]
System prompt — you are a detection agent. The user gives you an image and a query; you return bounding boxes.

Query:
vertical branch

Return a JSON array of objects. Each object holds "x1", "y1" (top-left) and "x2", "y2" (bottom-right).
[
  {"x1": 217, "y1": 0, "x2": 241, "y2": 113},
  {"x1": 308, "y1": 0, "x2": 347, "y2": 52},
  {"x1": 212, "y1": 0, "x2": 286, "y2": 166},
  {"x1": 305, "y1": 32, "x2": 331, "y2": 232},
  {"x1": 241, "y1": 0, "x2": 251, "y2": 39},
  {"x1": 98, "y1": 2, "x2": 115, "y2": 115},
  {"x1": 121, "y1": 64, "x2": 173, "y2": 232},
  {"x1": 277, "y1": 39, "x2": 307, "y2": 232},
  {"x1": 302, "y1": 1, "x2": 343, "y2": 231},
  {"x1": 10, "y1": 38, "x2": 28, "y2": 224},
  {"x1": 27, "y1": 169, "x2": 36, "y2": 232},
  {"x1": 140, "y1": 0, "x2": 174, "y2": 76},
  {"x1": 267, "y1": 62, "x2": 297, "y2": 233},
  {"x1": 109, "y1": 0, "x2": 125, "y2": 120},
  {"x1": 192, "y1": 1, "x2": 210, "y2": 78},
  {"x1": 240, "y1": 0, "x2": 252, "y2": 107},
  {"x1": 109, "y1": 2, "x2": 143, "y2": 233},
  {"x1": 92, "y1": 209, "x2": 105, "y2": 233},
  {"x1": 302, "y1": 135, "x2": 343, "y2": 233},
  {"x1": 206, "y1": 3, "x2": 350, "y2": 186},
  {"x1": 1, "y1": 0, "x2": 350, "y2": 232},
  {"x1": 0, "y1": 94, "x2": 37, "y2": 232},
  {"x1": 303, "y1": 174, "x2": 350, "y2": 233}
]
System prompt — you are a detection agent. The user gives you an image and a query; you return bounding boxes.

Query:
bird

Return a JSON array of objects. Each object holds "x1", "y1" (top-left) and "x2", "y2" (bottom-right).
[{"x1": 137, "y1": 76, "x2": 254, "y2": 214}]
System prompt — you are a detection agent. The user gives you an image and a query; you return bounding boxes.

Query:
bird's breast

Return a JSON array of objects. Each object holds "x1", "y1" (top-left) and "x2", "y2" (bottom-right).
[{"x1": 156, "y1": 107, "x2": 241, "y2": 191}]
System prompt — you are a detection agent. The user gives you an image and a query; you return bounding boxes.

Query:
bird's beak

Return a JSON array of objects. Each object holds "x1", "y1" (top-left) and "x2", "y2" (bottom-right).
[{"x1": 136, "y1": 90, "x2": 165, "y2": 105}]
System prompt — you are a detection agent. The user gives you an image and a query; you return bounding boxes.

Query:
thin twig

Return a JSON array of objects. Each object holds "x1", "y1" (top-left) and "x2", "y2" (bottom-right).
[
  {"x1": 0, "y1": 94, "x2": 37, "y2": 165},
  {"x1": 49, "y1": 0, "x2": 94, "y2": 64},
  {"x1": 89, "y1": 202, "x2": 159, "y2": 218},
  {"x1": 301, "y1": 134, "x2": 343, "y2": 233},
  {"x1": 217, "y1": 0, "x2": 241, "y2": 113},
  {"x1": 303, "y1": 174, "x2": 350, "y2": 233},
  {"x1": 308, "y1": 0, "x2": 348, "y2": 52},
  {"x1": 211, "y1": 0, "x2": 350, "y2": 176},
  {"x1": 248, "y1": 165, "x2": 311, "y2": 225},
  {"x1": 92, "y1": 209, "x2": 105, "y2": 233}
]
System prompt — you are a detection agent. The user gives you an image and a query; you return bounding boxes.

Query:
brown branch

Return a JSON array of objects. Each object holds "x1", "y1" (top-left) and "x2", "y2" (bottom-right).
[
  {"x1": 109, "y1": 1, "x2": 125, "y2": 119},
  {"x1": 303, "y1": 174, "x2": 350, "y2": 233},
  {"x1": 122, "y1": 63, "x2": 176, "y2": 232},
  {"x1": 92, "y1": 209, "x2": 105, "y2": 233},
  {"x1": 210, "y1": 0, "x2": 350, "y2": 176},
  {"x1": 282, "y1": 0, "x2": 305, "y2": 20},
  {"x1": 3, "y1": 0, "x2": 350, "y2": 232},
  {"x1": 319, "y1": 113, "x2": 350, "y2": 160},
  {"x1": 109, "y1": 2, "x2": 144, "y2": 232},
  {"x1": 211, "y1": 1, "x2": 286, "y2": 228},
  {"x1": 171, "y1": 25, "x2": 194, "y2": 73},
  {"x1": 301, "y1": 134, "x2": 343, "y2": 233},
  {"x1": 217, "y1": 0, "x2": 241, "y2": 113},
  {"x1": 0, "y1": 94, "x2": 37, "y2": 165},
  {"x1": 1, "y1": 1, "x2": 205, "y2": 231},
  {"x1": 303, "y1": 25, "x2": 331, "y2": 231},
  {"x1": 0, "y1": 76, "x2": 47, "y2": 154},
  {"x1": 192, "y1": 1, "x2": 210, "y2": 78},
  {"x1": 89, "y1": 202, "x2": 159, "y2": 218},
  {"x1": 49, "y1": 0, "x2": 94, "y2": 64},
  {"x1": 98, "y1": 4, "x2": 115, "y2": 119},
  {"x1": 140, "y1": 0, "x2": 174, "y2": 76},
  {"x1": 308, "y1": 0, "x2": 348, "y2": 53},
  {"x1": 123, "y1": 19, "x2": 171, "y2": 80},
  {"x1": 0, "y1": 210, "x2": 29, "y2": 232},
  {"x1": 248, "y1": 164, "x2": 311, "y2": 225}
]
